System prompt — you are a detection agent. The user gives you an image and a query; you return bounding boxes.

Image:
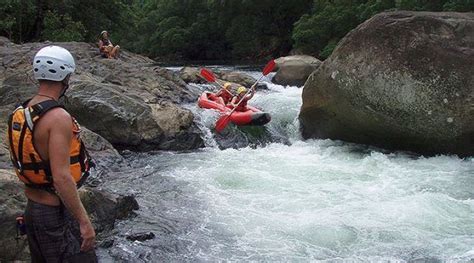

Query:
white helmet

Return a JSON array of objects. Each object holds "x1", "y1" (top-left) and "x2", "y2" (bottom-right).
[{"x1": 33, "y1": 46, "x2": 75, "y2": 81}]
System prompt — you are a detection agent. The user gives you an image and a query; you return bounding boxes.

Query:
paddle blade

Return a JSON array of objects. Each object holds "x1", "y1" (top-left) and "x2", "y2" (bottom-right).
[
  {"x1": 262, "y1": 59, "x2": 276, "y2": 75},
  {"x1": 215, "y1": 114, "x2": 231, "y2": 133},
  {"x1": 200, "y1": 68, "x2": 216, "y2": 82}
]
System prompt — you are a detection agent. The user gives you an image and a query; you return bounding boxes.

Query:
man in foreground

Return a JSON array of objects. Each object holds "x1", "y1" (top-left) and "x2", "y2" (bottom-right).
[{"x1": 7, "y1": 45, "x2": 97, "y2": 262}]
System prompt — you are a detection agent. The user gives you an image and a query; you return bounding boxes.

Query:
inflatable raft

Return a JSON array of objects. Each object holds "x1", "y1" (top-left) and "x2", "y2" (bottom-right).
[{"x1": 198, "y1": 92, "x2": 271, "y2": 126}]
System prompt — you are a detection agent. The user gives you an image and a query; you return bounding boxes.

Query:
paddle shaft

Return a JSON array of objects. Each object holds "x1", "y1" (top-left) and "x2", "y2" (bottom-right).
[
  {"x1": 215, "y1": 59, "x2": 275, "y2": 132},
  {"x1": 225, "y1": 86, "x2": 254, "y2": 118},
  {"x1": 225, "y1": 74, "x2": 265, "y2": 115},
  {"x1": 250, "y1": 74, "x2": 266, "y2": 90},
  {"x1": 218, "y1": 66, "x2": 271, "y2": 127}
]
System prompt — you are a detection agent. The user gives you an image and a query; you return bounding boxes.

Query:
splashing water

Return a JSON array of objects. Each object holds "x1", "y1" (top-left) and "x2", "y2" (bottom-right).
[{"x1": 98, "y1": 69, "x2": 474, "y2": 262}]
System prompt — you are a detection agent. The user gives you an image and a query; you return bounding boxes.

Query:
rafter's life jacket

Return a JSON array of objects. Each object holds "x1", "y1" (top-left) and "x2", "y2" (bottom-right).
[
  {"x1": 7, "y1": 100, "x2": 92, "y2": 192},
  {"x1": 233, "y1": 95, "x2": 250, "y2": 112},
  {"x1": 217, "y1": 89, "x2": 233, "y2": 105}
]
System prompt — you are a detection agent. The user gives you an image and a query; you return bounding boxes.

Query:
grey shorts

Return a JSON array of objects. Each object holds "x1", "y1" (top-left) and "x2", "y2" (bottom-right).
[{"x1": 24, "y1": 199, "x2": 97, "y2": 263}]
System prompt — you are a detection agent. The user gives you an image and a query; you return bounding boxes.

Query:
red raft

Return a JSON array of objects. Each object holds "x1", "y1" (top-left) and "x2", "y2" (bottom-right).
[{"x1": 198, "y1": 92, "x2": 271, "y2": 126}]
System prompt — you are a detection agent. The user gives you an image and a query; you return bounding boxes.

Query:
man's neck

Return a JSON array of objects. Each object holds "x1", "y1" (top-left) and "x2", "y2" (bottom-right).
[{"x1": 36, "y1": 83, "x2": 63, "y2": 101}]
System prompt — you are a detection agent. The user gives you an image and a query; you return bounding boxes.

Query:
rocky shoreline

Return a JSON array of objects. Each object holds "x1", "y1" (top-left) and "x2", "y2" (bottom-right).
[{"x1": 0, "y1": 36, "x2": 279, "y2": 261}]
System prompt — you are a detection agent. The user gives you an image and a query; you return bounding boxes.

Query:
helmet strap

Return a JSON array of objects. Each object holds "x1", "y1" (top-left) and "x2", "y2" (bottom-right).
[
  {"x1": 59, "y1": 75, "x2": 71, "y2": 100},
  {"x1": 59, "y1": 86, "x2": 68, "y2": 99}
]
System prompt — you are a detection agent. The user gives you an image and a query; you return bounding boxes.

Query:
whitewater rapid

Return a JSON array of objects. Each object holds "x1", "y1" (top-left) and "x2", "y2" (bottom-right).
[{"x1": 98, "y1": 69, "x2": 474, "y2": 262}]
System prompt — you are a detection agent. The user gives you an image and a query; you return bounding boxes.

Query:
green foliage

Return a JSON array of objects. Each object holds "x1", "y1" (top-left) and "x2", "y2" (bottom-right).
[
  {"x1": 42, "y1": 11, "x2": 86, "y2": 42},
  {"x1": 0, "y1": 0, "x2": 36, "y2": 42},
  {"x1": 320, "y1": 40, "x2": 339, "y2": 59},
  {"x1": 1, "y1": 0, "x2": 473, "y2": 61},
  {"x1": 0, "y1": 0, "x2": 132, "y2": 44},
  {"x1": 292, "y1": 0, "x2": 474, "y2": 59},
  {"x1": 443, "y1": 0, "x2": 474, "y2": 11}
]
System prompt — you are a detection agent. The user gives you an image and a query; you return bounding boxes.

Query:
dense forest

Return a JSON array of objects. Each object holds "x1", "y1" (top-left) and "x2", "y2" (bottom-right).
[{"x1": 1, "y1": 0, "x2": 473, "y2": 61}]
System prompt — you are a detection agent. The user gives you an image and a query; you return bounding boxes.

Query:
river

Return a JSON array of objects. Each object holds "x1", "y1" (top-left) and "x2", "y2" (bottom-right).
[{"x1": 97, "y1": 68, "x2": 474, "y2": 262}]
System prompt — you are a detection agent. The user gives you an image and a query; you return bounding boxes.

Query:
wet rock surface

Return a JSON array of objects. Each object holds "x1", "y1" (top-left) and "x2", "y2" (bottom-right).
[
  {"x1": 300, "y1": 11, "x2": 474, "y2": 156},
  {"x1": 126, "y1": 232, "x2": 155, "y2": 242},
  {"x1": 79, "y1": 188, "x2": 139, "y2": 233}
]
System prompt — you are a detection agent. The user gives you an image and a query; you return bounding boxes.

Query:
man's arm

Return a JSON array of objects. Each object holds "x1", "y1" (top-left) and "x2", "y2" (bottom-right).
[
  {"x1": 246, "y1": 88, "x2": 256, "y2": 100},
  {"x1": 98, "y1": 40, "x2": 105, "y2": 51},
  {"x1": 230, "y1": 96, "x2": 239, "y2": 107},
  {"x1": 48, "y1": 109, "x2": 95, "y2": 251}
]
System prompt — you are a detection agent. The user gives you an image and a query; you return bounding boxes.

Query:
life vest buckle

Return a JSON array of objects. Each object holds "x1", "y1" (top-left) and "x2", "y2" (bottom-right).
[{"x1": 16, "y1": 161, "x2": 24, "y2": 174}]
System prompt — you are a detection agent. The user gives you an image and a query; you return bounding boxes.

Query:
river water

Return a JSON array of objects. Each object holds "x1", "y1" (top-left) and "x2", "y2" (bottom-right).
[{"x1": 98, "y1": 69, "x2": 474, "y2": 262}]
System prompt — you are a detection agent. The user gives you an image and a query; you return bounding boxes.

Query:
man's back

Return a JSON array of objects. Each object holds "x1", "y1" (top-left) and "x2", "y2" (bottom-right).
[
  {"x1": 24, "y1": 98, "x2": 72, "y2": 206},
  {"x1": 8, "y1": 45, "x2": 97, "y2": 262}
]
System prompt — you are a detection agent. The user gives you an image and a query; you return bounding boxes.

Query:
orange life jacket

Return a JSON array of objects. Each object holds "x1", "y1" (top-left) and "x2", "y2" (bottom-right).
[{"x1": 7, "y1": 100, "x2": 92, "y2": 192}]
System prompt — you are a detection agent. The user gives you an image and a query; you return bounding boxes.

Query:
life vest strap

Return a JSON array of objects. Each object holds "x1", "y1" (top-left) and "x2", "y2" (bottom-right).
[
  {"x1": 25, "y1": 183, "x2": 56, "y2": 194},
  {"x1": 16, "y1": 122, "x2": 28, "y2": 174},
  {"x1": 20, "y1": 155, "x2": 81, "y2": 171},
  {"x1": 9, "y1": 99, "x2": 92, "y2": 192},
  {"x1": 24, "y1": 108, "x2": 34, "y2": 131},
  {"x1": 25, "y1": 100, "x2": 64, "y2": 130}
]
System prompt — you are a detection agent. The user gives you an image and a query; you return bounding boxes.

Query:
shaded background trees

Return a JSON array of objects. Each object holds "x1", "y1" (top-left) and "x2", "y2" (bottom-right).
[
  {"x1": 1, "y1": 0, "x2": 473, "y2": 61},
  {"x1": 292, "y1": 0, "x2": 474, "y2": 58}
]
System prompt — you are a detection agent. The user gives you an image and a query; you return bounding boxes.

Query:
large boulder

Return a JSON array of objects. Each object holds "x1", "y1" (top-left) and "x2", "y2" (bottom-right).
[
  {"x1": 272, "y1": 55, "x2": 321, "y2": 86},
  {"x1": 79, "y1": 187, "x2": 139, "y2": 233},
  {"x1": 218, "y1": 70, "x2": 256, "y2": 88},
  {"x1": 179, "y1": 67, "x2": 207, "y2": 84},
  {"x1": 0, "y1": 39, "x2": 203, "y2": 151},
  {"x1": 300, "y1": 11, "x2": 474, "y2": 156},
  {"x1": 80, "y1": 127, "x2": 125, "y2": 172},
  {"x1": 179, "y1": 66, "x2": 257, "y2": 88}
]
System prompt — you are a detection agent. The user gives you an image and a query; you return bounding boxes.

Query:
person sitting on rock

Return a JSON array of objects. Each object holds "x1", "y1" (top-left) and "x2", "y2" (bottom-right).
[
  {"x1": 230, "y1": 86, "x2": 255, "y2": 112},
  {"x1": 215, "y1": 82, "x2": 234, "y2": 106},
  {"x1": 98, "y1": 30, "x2": 120, "y2": 59}
]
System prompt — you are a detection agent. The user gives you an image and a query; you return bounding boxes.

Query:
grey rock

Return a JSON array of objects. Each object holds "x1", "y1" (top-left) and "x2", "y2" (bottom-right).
[
  {"x1": 179, "y1": 66, "x2": 257, "y2": 88},
  {"x1": 217, "y1": 70, "x2": 256, "y2": 88},
  {"x1": 179, "y1": 66, "x2": 207, "y2": 84},
  {"x1": 0, "y1": 39, "x2": 204, "y2": 151},
  {"x1": 126, "y1": 232, "x2": 155, "y2": 242},
  {"x1": 0, "y1": 105, "x2": 14, "y2": 169},
  {"x1": 81, "y1": 127, "x2": 125, "y2": 172},
  {"x1": 272, "y1": 55, "x2": 322, "y2": 86},
  {"x1": 300, "y1": 11, "x2": 474, "y2": 156},
  {"x1": 0, "y1": 170, "x2": 140, "y2": 261},
  {"x1": 79, "y1": 188, "x2": 139, "y2": 233},
  {"x1": 0, "y1": 170, "x2": 29, "y2": 261},
  {"x1": 99, "y1": 238, "x2": 115, "y2": 248}
]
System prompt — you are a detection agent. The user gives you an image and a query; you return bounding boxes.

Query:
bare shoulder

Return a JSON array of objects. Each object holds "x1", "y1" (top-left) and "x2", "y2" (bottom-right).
[{"x1": 41, "y1": 107, "x2": 73, "y2": 130}]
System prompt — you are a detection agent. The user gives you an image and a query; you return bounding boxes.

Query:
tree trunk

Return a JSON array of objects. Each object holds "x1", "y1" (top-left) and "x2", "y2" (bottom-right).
[{"x1": 32, "y1": 0, "x2": 45, "y2": 40}]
